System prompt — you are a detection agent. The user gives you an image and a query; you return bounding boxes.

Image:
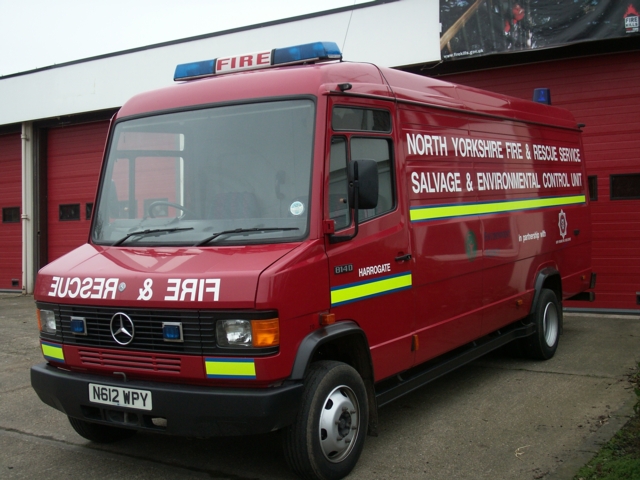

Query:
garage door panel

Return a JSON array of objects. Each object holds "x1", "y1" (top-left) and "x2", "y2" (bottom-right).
[
  {"x1": 47, "y1": 122, "x2": 108, "y2": 263},
  {"x1": 0, "y1": 133, "x2": 22, "y2": 290}
]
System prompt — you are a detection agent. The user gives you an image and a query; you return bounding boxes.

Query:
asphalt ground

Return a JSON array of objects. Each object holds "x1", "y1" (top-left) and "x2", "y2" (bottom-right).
[{"x1": 1, "y1": 293, "x2": 639, "y2": 480}]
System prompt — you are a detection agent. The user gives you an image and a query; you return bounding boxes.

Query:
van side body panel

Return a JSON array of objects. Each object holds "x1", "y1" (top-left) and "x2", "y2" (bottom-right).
[{"x1": 396, "y1": 81, "x2": 589, "y2": 365}]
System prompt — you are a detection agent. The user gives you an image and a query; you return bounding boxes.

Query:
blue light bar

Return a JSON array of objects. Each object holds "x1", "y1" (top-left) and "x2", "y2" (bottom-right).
[
  {"x1": 174, "y1": 41, "x2": 342, "y2": 81},
  {"x1": 272, "y1": 41, "x2": 342, "y2": 66},
  {"x1": 533, "y1": 88, "x2": 552, "y2": 105},
  {"x1": 174, "y1": 60, "x2": 215, "y2": 81}
]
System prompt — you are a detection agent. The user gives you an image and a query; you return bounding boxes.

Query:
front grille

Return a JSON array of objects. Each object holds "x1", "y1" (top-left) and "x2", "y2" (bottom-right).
[
  {"x1": 79, "y1": 348, "x2": 181, "y2": 373},
  {"x1": 60, "y1": 305, "x2": 211, "y2": 354},
  {"x1": 37, "y1": 303, "x2": 279, "y2": 357}
]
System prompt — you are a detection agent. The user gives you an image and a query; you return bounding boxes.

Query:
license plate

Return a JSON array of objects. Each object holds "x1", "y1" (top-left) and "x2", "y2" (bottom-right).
[{"x1": 88, "y1": 383, "x2": 153, "y2": 410}]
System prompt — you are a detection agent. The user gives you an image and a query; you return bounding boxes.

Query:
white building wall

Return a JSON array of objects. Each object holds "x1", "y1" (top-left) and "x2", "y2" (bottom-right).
[{"x1": 0, "y1": 0, "x2": 440, "y2": 126}]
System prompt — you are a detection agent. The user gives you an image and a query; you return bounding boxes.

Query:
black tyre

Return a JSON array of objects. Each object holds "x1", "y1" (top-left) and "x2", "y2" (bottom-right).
[
  {"x1": 68, "y1": 416, "x2": 137, "y2": 443},
  {"x1": 523, "y1": 288, "x2": 561, "y2": 360},
  {"x1": 283, "y1": 361, "x2": 368, "y2": 480}
]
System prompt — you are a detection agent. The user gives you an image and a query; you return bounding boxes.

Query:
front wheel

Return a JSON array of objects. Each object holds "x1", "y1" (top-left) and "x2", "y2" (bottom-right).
[
  {"x1": 283, "y1": 361, "x2": 368, "y2": 480},
  {"x1": 523, "y1": 288, "x2": 561, "y2": 360}
]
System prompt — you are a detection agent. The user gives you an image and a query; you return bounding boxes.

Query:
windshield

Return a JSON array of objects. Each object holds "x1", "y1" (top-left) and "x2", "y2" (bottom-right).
[{"x1": 92, "y1": 99, "x2": 315, "y2": 246}]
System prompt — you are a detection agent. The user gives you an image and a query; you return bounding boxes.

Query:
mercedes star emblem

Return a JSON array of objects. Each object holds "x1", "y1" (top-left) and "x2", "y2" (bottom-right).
[{"x1": 110, "y1": 312, "x2": 135, "y2": 346}]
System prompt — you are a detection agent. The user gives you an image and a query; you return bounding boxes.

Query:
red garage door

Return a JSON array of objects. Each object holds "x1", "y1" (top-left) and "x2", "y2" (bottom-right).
[
  {"x1": 0, "y1": 133, "x2": 22, "y2": 290},
  {"x1": 443, "y1": 51, "x2": 640, "y2": 310},
  {"x1": 47, "y1": 121, "x2": 109, "y2": 263}
]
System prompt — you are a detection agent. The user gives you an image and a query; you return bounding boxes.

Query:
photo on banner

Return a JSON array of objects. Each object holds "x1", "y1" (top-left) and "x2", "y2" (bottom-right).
[{"x1": 440, "y1": 0, "x2": 640, "y2": 61}]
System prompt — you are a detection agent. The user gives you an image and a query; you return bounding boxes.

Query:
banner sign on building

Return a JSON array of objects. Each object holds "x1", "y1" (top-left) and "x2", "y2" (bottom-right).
[{"x1": 440, "y1": 0, "x2": 640, "y2": 61}]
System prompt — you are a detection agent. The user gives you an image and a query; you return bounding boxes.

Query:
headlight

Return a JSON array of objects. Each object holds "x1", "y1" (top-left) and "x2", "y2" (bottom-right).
[
  {"x1": 217, "y1": 320, "x2": 252, "y2": 347},
  {"x1": 38, "y1": 309, "x2": 56, "y2": 334},
  {"x1": 216, "y1": 318, "x2": 280, "y2": 348}
]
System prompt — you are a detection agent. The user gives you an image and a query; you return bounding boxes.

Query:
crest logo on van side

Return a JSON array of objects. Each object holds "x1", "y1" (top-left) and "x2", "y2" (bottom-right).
[{"x1": 558, "y1": 210, "x2": 568, "y2": 240}]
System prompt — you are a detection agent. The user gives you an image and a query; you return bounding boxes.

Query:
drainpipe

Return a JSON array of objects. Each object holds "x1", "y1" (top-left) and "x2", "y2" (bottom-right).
[{"x1": 21, "y1": 122, "x2": 34, "y2": 294}]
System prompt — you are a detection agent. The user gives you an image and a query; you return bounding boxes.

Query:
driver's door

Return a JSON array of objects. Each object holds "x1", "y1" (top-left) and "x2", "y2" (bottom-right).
[{"x1": 325, "y1": 103, "x2": 414, "y2": 382}]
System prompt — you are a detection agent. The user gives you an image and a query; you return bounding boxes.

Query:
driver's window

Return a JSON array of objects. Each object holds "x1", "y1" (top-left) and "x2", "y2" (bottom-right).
[{"x1": 328, "y1": 106, "x2": 395, "y2": 229}]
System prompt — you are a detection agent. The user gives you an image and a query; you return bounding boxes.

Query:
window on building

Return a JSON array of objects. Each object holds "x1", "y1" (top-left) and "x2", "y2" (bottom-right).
[
  {"x1": 610, "y1": 173, "x2": 640, "y2": 200},
  {"x1": 587, "y1": 176, "x2": 598, "y2": 201},
  {"x1": 2, "y1": 207, "x2": 20, "y2": 223},
  {"x1": 59, "y1": 204, "x2": 81, "y2": 221}
]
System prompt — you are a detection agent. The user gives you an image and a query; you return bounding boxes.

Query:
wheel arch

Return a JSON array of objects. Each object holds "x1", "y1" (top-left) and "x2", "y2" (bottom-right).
[
  {"x1": 529, "y1": 267, "x2": 563, "y2": 332},
  {"x1": 289, "y1": 321, "x2": 379, "y2": 435}
]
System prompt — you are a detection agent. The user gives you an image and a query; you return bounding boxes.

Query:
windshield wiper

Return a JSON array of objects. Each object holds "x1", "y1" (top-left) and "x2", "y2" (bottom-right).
[
  {"x1": 112, "y1": 227, "x2": 194, "y2": 246},
  {"x1": 196, "y1": 227, "x2": 299, "y2": 246}
]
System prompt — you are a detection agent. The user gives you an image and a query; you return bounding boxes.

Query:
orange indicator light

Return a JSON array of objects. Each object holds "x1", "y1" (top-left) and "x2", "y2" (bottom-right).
[
  {"x1": 252, "y1": 319, "x2": 280, "y2": 347},
  {"x1": 319, "y1": 313, "x2": 336, "y2": 326}
]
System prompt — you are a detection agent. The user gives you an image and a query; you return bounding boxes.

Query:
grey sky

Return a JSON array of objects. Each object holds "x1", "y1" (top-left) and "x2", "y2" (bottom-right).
[{"x1": 0, "y1": 0, "x2": 362, "y2": 76}]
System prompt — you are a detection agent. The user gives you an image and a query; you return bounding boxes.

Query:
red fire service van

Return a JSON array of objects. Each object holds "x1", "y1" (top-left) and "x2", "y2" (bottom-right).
[{"x1": 31, "y1": 42, "x2": 595, "y2": 480}]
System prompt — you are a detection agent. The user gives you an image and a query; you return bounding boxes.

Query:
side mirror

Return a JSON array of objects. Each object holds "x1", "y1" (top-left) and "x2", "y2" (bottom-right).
[
  {"x1": 330, "y1": 159, "x2": 378, "y2": 244},
  {"x1": 348, "y1": 159, "x2": 378, "y2": 210}
]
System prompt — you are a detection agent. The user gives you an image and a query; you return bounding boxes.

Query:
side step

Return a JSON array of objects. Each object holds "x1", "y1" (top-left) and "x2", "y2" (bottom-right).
[{"x1": 375, "y1": 322, "x2": 535, "y2": 408}]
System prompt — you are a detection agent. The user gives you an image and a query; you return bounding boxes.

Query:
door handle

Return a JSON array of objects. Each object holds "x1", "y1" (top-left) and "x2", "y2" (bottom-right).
[{"x1": 395, "y1": 253, "x2": 412, "y2": 262}]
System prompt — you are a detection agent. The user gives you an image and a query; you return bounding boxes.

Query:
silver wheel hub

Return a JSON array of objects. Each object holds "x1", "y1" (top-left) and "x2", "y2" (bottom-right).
[
  {"x1": 543, "y1": 302, "x2": 559, "y2": 347},
  {"x1": 318, "y1": 385, "x2": 360, "y2": 463}
]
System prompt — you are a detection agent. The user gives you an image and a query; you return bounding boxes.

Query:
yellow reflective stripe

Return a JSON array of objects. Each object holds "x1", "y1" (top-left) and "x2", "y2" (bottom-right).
[
  {"x1": 41, "y1": 342, "x2": 65, "y2": 362},
  {"x1": 205, "y1": 358, "x2": 256, "y2": 379},
  {"x1": 331, "y1": 272, "x2": 412, "y2": 306},
  {"x1": 410, "y1": 195, "x2": 586, "y2": 222}
]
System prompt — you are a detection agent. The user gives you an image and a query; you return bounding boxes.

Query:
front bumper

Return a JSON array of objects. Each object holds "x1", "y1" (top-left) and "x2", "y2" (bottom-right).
[{"x1": 31, "y1": 363, "x2": 303, "y2": 436}]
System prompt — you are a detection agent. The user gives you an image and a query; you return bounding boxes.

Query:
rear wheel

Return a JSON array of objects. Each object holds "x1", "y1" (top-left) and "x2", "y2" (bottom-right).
[
  {"x1": 283, "y1": 361, "x2": 368, "y2": 480},
  {"x1": 524, "y1": 288, "x2": 561, "y2": 360},
  {"x1": 68, "y1": 416, "x2": 137, "y2": 443}
]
